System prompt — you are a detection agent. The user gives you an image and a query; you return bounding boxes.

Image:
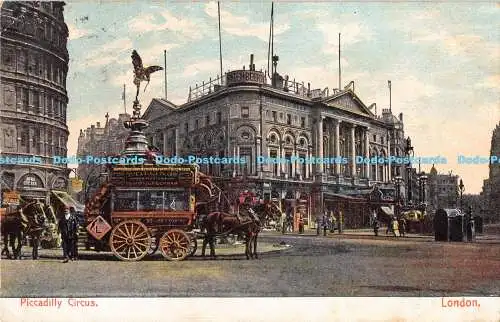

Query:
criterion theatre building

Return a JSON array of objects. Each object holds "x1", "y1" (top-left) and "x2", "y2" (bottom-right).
[{"x1": 144, "y1": 56, "x2": 408, "y2": 228}]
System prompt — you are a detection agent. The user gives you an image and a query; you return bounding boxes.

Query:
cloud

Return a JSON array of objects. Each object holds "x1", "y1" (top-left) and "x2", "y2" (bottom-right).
[
  {"x1": 83, "y1": 38, "x2": 133, "y2": 67},
  {"x1": 316, "y1": 21, "x2": 374, "y2": 55},
  {"x1": 66, "y1": 22, "x2": 90, "y2": 40},
  {"x1": 128, "y1": 10, "x2": 203, "y2": 40},
  {"x1": 204, "y1": 2, "x2": 289, "y2": 42},
  {"x1": 475, "y1": 74, "x2": 500, "y2": 90},
  {"x1": 183, "y1": 60, "x2": 220, "y2": 78},
  {"x1": 444, "y1": 34, "x2": 484, "y2": 56},
  {"x1": 135, "y1": 43, "x2": 180, "y2": 70}
]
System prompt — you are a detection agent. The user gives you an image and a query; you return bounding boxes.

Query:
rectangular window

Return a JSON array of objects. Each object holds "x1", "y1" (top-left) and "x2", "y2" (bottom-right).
[
  {"x1": 279, "y1": 113, "x2": 283, "y2": 120},
  {"x1": 299, "y1": 154, "x2": 307, "y2": 178},
  {"x1": 241, "y1": 106, "x2": 249, "y2": 118},
  {"x1": 22, "y1": 88, "x2": 29, "y2": 112},
  {"x1": 195, "y1": 119, "x2": 199, "y2": 130},
  {"x1": 272, "y1": 111, "x2": 277, "y2": 122},
  {"x1": 301, "y1": 117, "x2": 306, "y2": 128},
  {"x1": 240, "y1": 148, "x2": 252, "y2": 175},
  {"x1": 33, "y1": 91, "x2": 40, "y2": 113},
  {"x1": 219, "y1": 150, "x2": 225, "y2": 173},
  {"x1": 185, "y1": 122, "x2": 189, "y2": 133},
  {"x1": 286, "y1": 114, "x2": 291, "y2": 125},
  {"x1": 47, "y1": 61, "x2": 52, "y2": 80},
  {"x1": 206, "y1": 114, "x2": 210, "y2": 126},
  {"x1": 285, "y1": 152, "x2": 292, "y2": 177},
  {"x1": 20, "y1": 130, "x2": 28, "y2": 147},
  {"x1": 373, "y1": 135, "x2": 377, "y2": 142},
  {"x1": 217, "y1": 112, "x2": 222, "y2": 124},
  {"x1": 270, "y1": 150, "x2": 278, "y2": 176}
]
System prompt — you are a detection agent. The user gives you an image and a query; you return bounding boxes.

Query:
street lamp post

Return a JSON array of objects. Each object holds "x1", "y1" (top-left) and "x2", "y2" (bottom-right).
[
  {"x1": 458, "y1": 179, "x2": 465, "y2": 210},
  {"x1": 418, "y1": 174, "x2": 427, "y2": 205},
  {"x1": 404, "y1": 137, "x2": 414, "y2": 206},
  {"x1": 394, "y1": 176, "x2": 403, "y2": 217}
]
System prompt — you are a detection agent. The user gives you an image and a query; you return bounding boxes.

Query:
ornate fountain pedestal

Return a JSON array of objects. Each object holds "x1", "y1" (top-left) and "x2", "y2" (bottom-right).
[{"x1": 122, "y1": 100, "x2": 151, "y2": 159}]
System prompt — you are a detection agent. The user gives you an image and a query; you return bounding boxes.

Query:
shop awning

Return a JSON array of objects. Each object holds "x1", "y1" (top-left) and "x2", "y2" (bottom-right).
[
  {"x1": 380, "y1": 206, "x2": 394, "y2": 216},
  {"x1": 51, "y1": 191, "x2": 85, "y2": 212}
]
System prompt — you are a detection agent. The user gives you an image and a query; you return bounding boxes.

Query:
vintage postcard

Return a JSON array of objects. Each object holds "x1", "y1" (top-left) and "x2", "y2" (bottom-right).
[{"x1": 0, "y1": 1, "x2": 499, "y2": 321}]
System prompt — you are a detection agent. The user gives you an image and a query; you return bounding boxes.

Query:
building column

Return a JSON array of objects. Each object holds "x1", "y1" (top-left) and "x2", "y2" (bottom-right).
[
  {"x1": 255, "y1": 137, "x2": 261, "y2": 175},
  {"x1": 387, "y1": 132, "x2": 392, "y2": 181},
  {"x1": 174, "y1": 128, "x2": 179, "y2": 155},
  {"x1": 307, "y1": 145, "x2": 312, "y2": 179},
  {"x1": 364, "y1": 128, "x2": 370, "y2": 179},
  {"x1": 162, "y1": 131, "x2": 167, "y2": 154},
  {"x1": 350, "y1": 124, "x2": 356, "y2": 177},
  {"x1": 233, "y1": 144, "x2": 237, "y2": 176},
  {"x1": 329, "y1": 121, "x2": 335, "y2": 175},
  {"x1": 334, "y1": 120, "x2": 340, "y2": 175},
  {"x1": 317, "y1": 116, "x2": 324, "y2": 174},
  {"x1": 280, "y1": 143, "x2": 285, "y2": 176},
  {"x1": 292, "y1": 145, "x2": 297, "y2": 178}
]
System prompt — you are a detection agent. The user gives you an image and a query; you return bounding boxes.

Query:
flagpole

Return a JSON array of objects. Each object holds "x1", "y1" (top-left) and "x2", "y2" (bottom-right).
[
  {"x1": 123, "y1": 84, "x2": 127, "y2": 114},
  {"x1": 218, "y1": 2, "x2": 223, "y2": 80},
  {"x1": 164, "y1": 49, "x2": 167, "y2": 100},
  {"x1": 338, "y1": 33, "x2": 341, "y2": 90},
  {"x1": 388, "y1": 80, "x2": 392, "y2": 112}
]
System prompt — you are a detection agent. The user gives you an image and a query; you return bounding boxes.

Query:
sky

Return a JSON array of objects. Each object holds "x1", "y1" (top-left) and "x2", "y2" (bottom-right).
[{"x1": 62, "y1": 1, "x2": 499, "y2": 194}]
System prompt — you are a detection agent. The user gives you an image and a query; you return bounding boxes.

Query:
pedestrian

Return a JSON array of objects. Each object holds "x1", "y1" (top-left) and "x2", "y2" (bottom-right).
[
  {"x1": 331, "y1": 212, "x2": 337, "y2": 233},
  {"x1": 69, "y1": 207, "x2": 80, "y2": 259},
  {"x1": 392, "y1": 217, "x2": 400, "y2": 237},
  {"x1": 322, "y1": 212, "x2": 328, "y2": 236},
  {"x1": 298, "y1": 212, "x2": 304, "y2": 234},
  {"x1": 373, "y1": 219, "x2": 379, "y2": 236},
  {"x1": 280, "y1": 210, "x2": 287, "y2": 234},
  {"x1": 58, "y1": 206, "x2": 79, "y2": 263},
  {"x1": 399, "y1": 218, "x2": 407, "y2": 237},
  {"x1": 316, "y1": 213, "x2": 321, "y2": 236},
  {"x1": 337, "y1": 210, "x2": 343, "y2": 233}
]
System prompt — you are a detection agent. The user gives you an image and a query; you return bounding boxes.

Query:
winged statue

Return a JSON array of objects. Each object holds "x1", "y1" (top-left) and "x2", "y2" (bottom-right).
[{"x1": 131, "y1": 50, "x2": 163, "y2": 101}]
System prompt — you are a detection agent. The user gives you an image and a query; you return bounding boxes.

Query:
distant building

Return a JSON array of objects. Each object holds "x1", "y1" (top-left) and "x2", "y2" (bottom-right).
[
  {"x1": 482, "y1": 122, "x2": 500, "y2": 222},
  {"x1": 426, "y1": 165, "x2": 459, "y2": 212},
  {"x1": 76, "y1": 113, "x2": 130, "y2": 202},
  {"x1": 0, "y1": 2, "x2": 69, "y2": 202}
]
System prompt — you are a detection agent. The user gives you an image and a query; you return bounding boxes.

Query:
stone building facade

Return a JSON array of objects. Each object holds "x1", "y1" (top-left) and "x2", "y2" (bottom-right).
[
  {"x1": 76, "y1": 113, "x2": 131, "y2": 202},
  {"x1": 0, "y1": 1, "x2": 69, "y2": 202},
  {"x1": 142, "y1": 58, "x2": 409, "y2": 227},
  {"x1": 425, "y1": 165, "x2": 459, "y2": 212},
  {"x1": 482, "y1": 122, "x2": 500, "y2": 222}
]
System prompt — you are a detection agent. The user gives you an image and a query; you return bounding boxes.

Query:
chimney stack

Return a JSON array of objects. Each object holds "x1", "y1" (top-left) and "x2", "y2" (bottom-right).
[
  {"x1": 399, "y1": 113, "x2": 403, "y2": 122},
  {"x1": 96, "y1": 122, "x2": 101, "y2": 128},
  {"x1": 250, "y1": 54, "x2": 255, "y2": 71}
]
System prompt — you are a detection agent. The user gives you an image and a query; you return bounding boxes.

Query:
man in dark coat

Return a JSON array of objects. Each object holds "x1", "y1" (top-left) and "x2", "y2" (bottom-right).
[{"x1": 58, "y1": 206, "x2": 79, "y2": 263}]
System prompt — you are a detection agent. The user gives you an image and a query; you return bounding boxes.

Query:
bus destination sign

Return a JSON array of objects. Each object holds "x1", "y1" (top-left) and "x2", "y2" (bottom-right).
[{"x1": 110, "y1": 165, "x2": 198, "y2": 187}]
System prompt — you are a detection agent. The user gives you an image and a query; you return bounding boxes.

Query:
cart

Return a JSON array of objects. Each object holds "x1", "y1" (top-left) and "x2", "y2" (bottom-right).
[{"x1": 84, "y1": 163, "x2": 208, "y2": 261}]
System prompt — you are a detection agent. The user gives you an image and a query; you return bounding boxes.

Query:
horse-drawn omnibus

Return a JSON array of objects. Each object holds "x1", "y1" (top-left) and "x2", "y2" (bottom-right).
[{"x1": 84, "y1": 163, "x2": 207, "y2": 261}]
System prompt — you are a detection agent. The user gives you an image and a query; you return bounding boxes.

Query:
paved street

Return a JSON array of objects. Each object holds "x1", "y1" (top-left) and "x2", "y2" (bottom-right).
[{"x1": 1, "y1": 232, "x2": 499, "y2": 297}]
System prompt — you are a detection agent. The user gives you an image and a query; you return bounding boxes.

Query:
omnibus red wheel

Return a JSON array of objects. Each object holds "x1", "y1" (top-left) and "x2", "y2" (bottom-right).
[
  {"x1": 109, "y1": 220, "x2": 151, "y2": 261},
  {"x1": 159, "y1": 229, "x2": 190, "y2": 261}
]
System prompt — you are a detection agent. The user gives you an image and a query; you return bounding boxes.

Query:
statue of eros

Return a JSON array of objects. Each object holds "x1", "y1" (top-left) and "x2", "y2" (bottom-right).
[{"x1": 131, "y1": 50, "x2": 163, "y2": 102}]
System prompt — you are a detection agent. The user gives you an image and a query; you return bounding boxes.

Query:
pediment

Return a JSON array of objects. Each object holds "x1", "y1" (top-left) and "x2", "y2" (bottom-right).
[
  {"x1": 142, "y1": 99, "x2": 176, "y2": 121},
  {"x1": 324, "y1": 91, "x2": 373, "y2": 117}
]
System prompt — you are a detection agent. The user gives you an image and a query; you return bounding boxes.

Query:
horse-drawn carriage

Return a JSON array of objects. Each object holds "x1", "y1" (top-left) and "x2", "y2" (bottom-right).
[{"x1": 83, "y1": 162, "x2": 282, "y2": 261}]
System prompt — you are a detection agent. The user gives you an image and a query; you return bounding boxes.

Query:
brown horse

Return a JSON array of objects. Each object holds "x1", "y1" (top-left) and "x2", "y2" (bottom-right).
[
  {"x1": 200, "y1": 202, "x2": 281, "y2": 260},
  {"x1": 1, "y1": 201, "x2": 48, "y2": 259}
]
